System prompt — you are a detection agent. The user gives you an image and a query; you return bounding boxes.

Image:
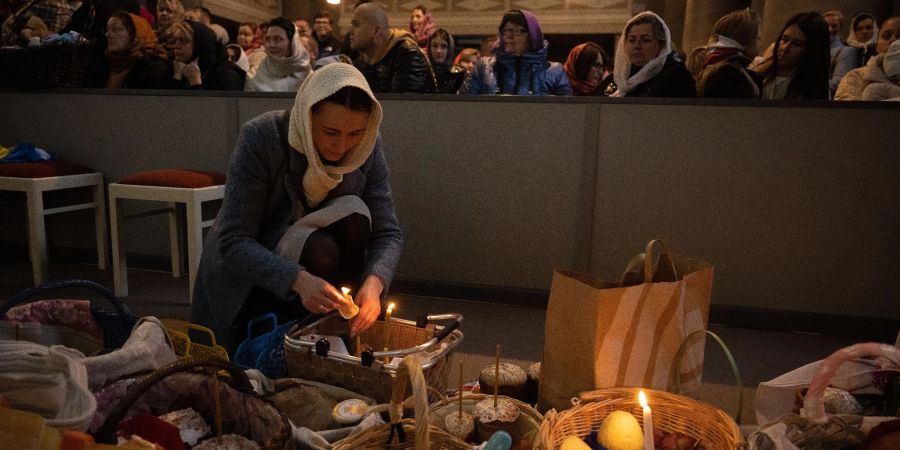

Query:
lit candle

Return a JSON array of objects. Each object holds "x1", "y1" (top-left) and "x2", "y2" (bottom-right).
[
  {"x1": 337, "y1": 287, "x2": 359, "y2": 319},
  {"x1": 383, "y1": 303, "x2": 395, "y2": 363},
  {"x1": 639, "y1": 390, "x2": 654, "y2": 450},
  {"x1": 341, "y1": 286, "x2": 351, "y2": 301}
]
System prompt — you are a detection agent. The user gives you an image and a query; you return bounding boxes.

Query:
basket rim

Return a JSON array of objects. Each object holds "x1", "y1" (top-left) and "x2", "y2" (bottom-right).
[{"x1": 541, "y1": 387, "x2": 744, "y2": 450}]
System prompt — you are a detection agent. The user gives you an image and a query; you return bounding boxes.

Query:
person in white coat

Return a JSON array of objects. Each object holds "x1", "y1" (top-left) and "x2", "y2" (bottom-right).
[{"x1": 245, "y1": 17, "x2": 312, "y2": 92}]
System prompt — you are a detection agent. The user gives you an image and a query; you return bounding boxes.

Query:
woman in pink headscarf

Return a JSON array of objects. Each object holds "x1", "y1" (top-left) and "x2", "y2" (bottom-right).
[{"x1": 408, "y1": 5, "x2": 436, "y2": 50}]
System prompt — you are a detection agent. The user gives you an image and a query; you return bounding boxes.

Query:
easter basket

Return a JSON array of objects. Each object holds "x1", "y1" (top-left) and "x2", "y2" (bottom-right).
[
  {"x1": 331, "y1": 355, "x2": 470, "y2": 449},
  {"x1": 539, "y1": 330, "x2": 744, "y2": 450},
  {"x1": 429, "y1": 392, "x2": 544, "y2": 446},
  {"x1": 747, "y1": 342, "x2": 900, "y2": 450}
]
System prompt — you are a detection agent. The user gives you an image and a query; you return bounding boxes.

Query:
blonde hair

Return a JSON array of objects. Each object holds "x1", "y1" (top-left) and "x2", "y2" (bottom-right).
[{"x1": 711, "y1": 9, "x2": 760, "y2": 49}]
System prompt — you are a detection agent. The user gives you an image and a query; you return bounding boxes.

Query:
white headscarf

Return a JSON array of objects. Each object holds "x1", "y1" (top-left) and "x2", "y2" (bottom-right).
[
  {"x1": 846, "y1": 15, "x2": 878, "y2": 49},
  {"x1": 263, "y1": 31, "x2": 312, "y2": 78},
  {"x1": 288, "y1": 63, "x2": 383, "y2": 207},
  {"x1": 611, "y1": 11, "x2": 673, "y2": 97}
]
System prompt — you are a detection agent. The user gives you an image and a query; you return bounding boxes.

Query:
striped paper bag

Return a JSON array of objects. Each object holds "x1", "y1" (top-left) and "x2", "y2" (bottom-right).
[{"x1": 537, "y1": 240, "x2": 714, "y2": 412}]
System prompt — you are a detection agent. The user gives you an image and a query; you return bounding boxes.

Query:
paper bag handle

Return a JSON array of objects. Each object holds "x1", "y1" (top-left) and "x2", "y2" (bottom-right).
[
  {"x1": 673, "y1": 329, "x2": 744, "y2": 424},
  {"x1": 619, "y1": 239, "x2": 679, "y2": 286}
]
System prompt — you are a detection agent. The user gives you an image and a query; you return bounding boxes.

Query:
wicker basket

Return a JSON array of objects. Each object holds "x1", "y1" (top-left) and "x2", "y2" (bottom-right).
[
  {"x1": 540, "y1": 387, "x2": 743, "y2": 450},
  {"x1": 166, "y1": 323, "x2": 230, "y2": 362},
  {"x1": 0, "y1": 41, "x2": 96, "y2": 88},
  {"x1": 429, "y1": 392, "x2": 544, "y2": 446},
  {"x1": 284, "y1": 313, "x2": 463, "y2": 403},
  {"x1": 332, "y1": 355, "x2": 470, "y2": 450}
]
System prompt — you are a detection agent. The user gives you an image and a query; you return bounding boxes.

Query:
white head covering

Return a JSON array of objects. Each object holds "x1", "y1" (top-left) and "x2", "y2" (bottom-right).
[
  {"x1": 612, "y1": 11, "x2": 673, "y2": 97},
  {"x1": 846, "y1": 14, "x2": 878, "y2": 49},
  {"x1": 288, "y1": 63, "x2": 383, "y2": 207},
  {"x1": 883, "y1": 39, "x2": 900, "y2": 79},
  {"x1": 264, "y1": 29, "x2": 312, "y2": 78}
]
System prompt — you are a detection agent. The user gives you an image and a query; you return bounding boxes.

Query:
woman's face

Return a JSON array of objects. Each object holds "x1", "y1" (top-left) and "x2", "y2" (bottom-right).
[
  {"x1": 854, "y1": 18, "x2": 876, "y2": 43},
  {"x1": 626, "y1": 23, "x2": 662, "y2": 67},
  {"x1": 876, "y1": 18, "x2": 899, "y2": 54},
  {"x1": 172, "y1": 32, "x2": 194, "y2": 63},
  {"x1": 312, "y1": 102, "x2": 370, "y2": 163},
  {"x1": 266, "y1": 26, "x2": 291, "y2": 58},
  {"x1": 157, "y1": 3, "x2": 175, "y2": 29},
  {"x1": 586, "y1": 53, "x2": 605, "y2": 84},
  {"x1": 501, "y1": 22, "x2": 529, "y2": 55},
  {"x1": 410, "y1": 9, "x2": 424, "y2": 32},
  {"x1": 106, "y1": 17, "x2": 131, "y2": 52},
  {"x1": 237, "y1": 25, "x2": 255, "y2": 46},
  {"x1": 430, "y1": 36, "x2": 449, "y2": 64},
  {"x1": 778, "y1": 24, "x2": 806, "y2": 70}
]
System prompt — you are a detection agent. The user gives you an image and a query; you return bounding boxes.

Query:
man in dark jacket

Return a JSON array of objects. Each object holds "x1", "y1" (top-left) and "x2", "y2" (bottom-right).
[
  {"x1": 349, "y1": 2, "x2": 435, "y2": 93},
  {"x1": 312, "y1": 11, "x2": 342, "y2": 59}
]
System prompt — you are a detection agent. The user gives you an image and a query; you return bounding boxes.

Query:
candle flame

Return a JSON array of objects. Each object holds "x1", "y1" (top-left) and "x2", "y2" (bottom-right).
[
  {"x1": 341, "y1": 287, "x2": 350, "y2": 295},
  {"x1": 387, "y1": 302, "x2": 395, "y2": 311},
  {"x1": 638, "y1": 390, "x2": 648, "y2": 408}
]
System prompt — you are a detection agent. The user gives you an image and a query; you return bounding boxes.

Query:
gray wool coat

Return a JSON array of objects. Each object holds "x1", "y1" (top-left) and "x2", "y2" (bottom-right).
[{"x1": 190, "y1": 110, "x2": 403, "y2": 351}]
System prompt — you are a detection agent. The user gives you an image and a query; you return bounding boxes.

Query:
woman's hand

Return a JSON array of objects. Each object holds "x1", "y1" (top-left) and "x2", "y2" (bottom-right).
[
  {"x1": 350, "y1": 275, "x2": 384, "y2": 337},
  {"x1": 182, "y1": 60, "x2": 202, "y2": 86},
  {"x1": 292, "y1": 270, "x2": 345, "y2": 314}
]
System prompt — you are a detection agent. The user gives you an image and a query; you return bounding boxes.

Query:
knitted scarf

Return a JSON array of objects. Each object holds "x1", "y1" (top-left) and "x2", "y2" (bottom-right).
[
  {"x1": 611, "y1": 11, "x2": 673, "y2": 97},
  {"x1": 564, "y1": 43, "x2": 601, "y2": 95},
  {"x1": 287, "y1": 63, "x2": 383, "y2": 207},
  {"x1": 106, "y1": 14, "x2": 167, "y2": 89}
]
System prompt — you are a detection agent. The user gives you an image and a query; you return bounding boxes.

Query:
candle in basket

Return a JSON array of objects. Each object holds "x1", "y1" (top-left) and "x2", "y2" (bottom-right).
[
  {"x1": 639, "y1": 390, "x2": 654, "y2": 450},
  {"x1": 383, "y1": 302, "x2": 395, "y2": 363},
  {"x1": 338, "y1": 287, "x2": 359, "y2": 319}
]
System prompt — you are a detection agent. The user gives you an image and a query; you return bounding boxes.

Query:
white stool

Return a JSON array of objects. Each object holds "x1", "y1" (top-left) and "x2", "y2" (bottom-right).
[
  {"x1": 0, "y1": 161, "x2": 108, "y2": 285},
  {"x1": 108, "y1": 169, "x2": 225, "y2": 299}
]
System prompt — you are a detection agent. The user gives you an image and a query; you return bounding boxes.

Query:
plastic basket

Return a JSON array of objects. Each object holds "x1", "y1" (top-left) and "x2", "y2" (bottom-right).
[{"x1": 284, "y1": 312, "x2": 463, "y2": 403}]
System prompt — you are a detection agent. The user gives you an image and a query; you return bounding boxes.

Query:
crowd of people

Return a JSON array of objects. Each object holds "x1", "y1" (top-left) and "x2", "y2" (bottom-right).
[{"x1": 3, "y1": 0, "x2": 899, "y2": 100}]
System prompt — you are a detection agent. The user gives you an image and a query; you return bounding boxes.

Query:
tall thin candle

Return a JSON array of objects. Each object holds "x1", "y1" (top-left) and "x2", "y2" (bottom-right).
[
  {"x1": 639, "y1": 390, "x2": 654, "y2": 450},
  {"x1": 458, "y1": 360, "x2": 464, "y2": 418},
  {"x1": 493, "y1": 344, "x2": 500, "y2": 408}
]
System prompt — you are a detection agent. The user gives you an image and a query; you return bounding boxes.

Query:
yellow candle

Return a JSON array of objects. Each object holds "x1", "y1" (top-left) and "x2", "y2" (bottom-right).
[
  {"x1": 338, "y1": 287, "x2": 359, "y2": 319},
  {"x1": 383, "y1": 303, "x2": 395, "y2": 363},
  {"x1": 639, "y1": 390, "x2": 654, "y2": 450}
]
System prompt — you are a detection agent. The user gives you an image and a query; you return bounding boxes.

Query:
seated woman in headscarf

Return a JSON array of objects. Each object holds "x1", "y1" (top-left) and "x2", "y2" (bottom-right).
[
  {"x1": 459, "y1": 9, "x2": 571, "y2": 96},
  {"x1": 167, "y1": 20, "x2": 245, "y2": 90},
  {"x1": 191, "y1": 63, "x2": 404, "y2": 353},
  {"x1": 236, "y1": 21, "x2": 267, "y2": 78},
  {"x1": 564, "y1": 42, "x2": 613, "y2": 96},
  {"x1": 408, "y1": 5, "x2": 435, "y2": 50},
  {"x1": 427, "y1": 28, "x2": 466, "y2": 94},
  {"x1": 836, "y1": 16, "x2": 900, "y2": 100},
  {"x1": 610, "y1": 11, "x2": 696, "y2": 97},
  {"x1": 96, "y1": 11, "x2": 168, "y2": 89},
  {"x1": 244, "y1": 17, "x2": 311, "y2": 92}
]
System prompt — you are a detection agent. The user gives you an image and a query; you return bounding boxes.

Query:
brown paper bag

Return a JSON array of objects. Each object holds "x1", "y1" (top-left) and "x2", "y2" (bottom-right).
[{"x1": 538, "y1": 240, "x2": 714, "y2": 412}]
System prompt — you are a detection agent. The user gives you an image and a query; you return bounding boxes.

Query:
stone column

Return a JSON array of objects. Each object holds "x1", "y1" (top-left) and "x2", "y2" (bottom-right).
[
  {"x1": 664, "y1": 0, "x2": 688, "y2": 50},
  {"x1": 681, "y1": 0, "x2": 748, "y2": 53}
]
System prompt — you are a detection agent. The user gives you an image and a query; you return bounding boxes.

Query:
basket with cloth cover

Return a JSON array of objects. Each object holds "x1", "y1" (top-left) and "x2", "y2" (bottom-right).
[
  {"x1": 94, "y1": 358, "x2": 291, "y2": 449},
  {"x1": 748, "y1": 342, "x2": 900, "y2": 450},
  {"x1": 1, "y1": 279, "x2": 139, "y2": 354},
  {"x1": 284, "y1": 312, "x2": 463, "y2": 403}
]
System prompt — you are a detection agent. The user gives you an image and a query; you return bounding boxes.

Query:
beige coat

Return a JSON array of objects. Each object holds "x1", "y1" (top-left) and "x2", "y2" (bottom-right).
[{"x1": 834, "y1": 53, "x2": 890, "y2": 100}]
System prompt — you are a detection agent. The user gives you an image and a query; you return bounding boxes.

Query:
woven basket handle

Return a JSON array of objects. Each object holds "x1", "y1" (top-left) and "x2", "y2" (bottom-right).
[
  {"x1": 390, "y1": 355, "x2": 430, "y2": 450},
  {"x1": 1, "y1": 279, "x2": 135, "y2": 321},
  {"x1": 94, "y1": 358, "x2": 252, "y2": 443},
  {"x1": 672, "y1": 329, "x2": 744, "y2": 424},
  {"x1": 801, "y1": 342, "x2": 900, "y2": 424}
]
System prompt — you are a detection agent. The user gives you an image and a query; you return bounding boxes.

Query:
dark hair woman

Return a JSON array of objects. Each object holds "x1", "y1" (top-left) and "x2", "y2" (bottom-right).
[
  {"x1": 427, "y1": 28, "x2": 466, "y2": 93},
  {"x1": 564, "y1": 42, "x2": 612, "y2": 96},
  {"x1": 191, "y1": 63, "x2": 403, "y2": 353},
  {"x1": 752, "y1": 12, "x2": 830, "y2": 100}
]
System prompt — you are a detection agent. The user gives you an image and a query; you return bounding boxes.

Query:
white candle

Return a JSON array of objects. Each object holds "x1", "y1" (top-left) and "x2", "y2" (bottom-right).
[
  {"x1": 341, "y1": 287, "x2": 352, "y2": 301},
  {"x1": 639, "y1": 390, "x2": 654, "y2": 450}
]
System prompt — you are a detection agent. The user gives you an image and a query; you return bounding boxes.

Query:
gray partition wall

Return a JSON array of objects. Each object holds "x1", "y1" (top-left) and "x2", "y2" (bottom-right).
[{"x1": 1, "y1": 91, "x2": 898, "y2": 329}]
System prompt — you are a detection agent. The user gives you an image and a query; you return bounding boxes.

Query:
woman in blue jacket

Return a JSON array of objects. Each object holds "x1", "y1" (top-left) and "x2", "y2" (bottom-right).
[{"x1": 459, "y1": 9, "x2": 571, "y2": 96}]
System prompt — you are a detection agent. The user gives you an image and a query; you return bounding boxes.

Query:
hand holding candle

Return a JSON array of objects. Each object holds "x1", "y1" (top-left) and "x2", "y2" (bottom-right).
[
  {"x1": 639, "y1": 390, "x2": 654, "y2": 450},
  {"x1": 338, "y1": 287, "x2": 359, "y2": 319}
]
